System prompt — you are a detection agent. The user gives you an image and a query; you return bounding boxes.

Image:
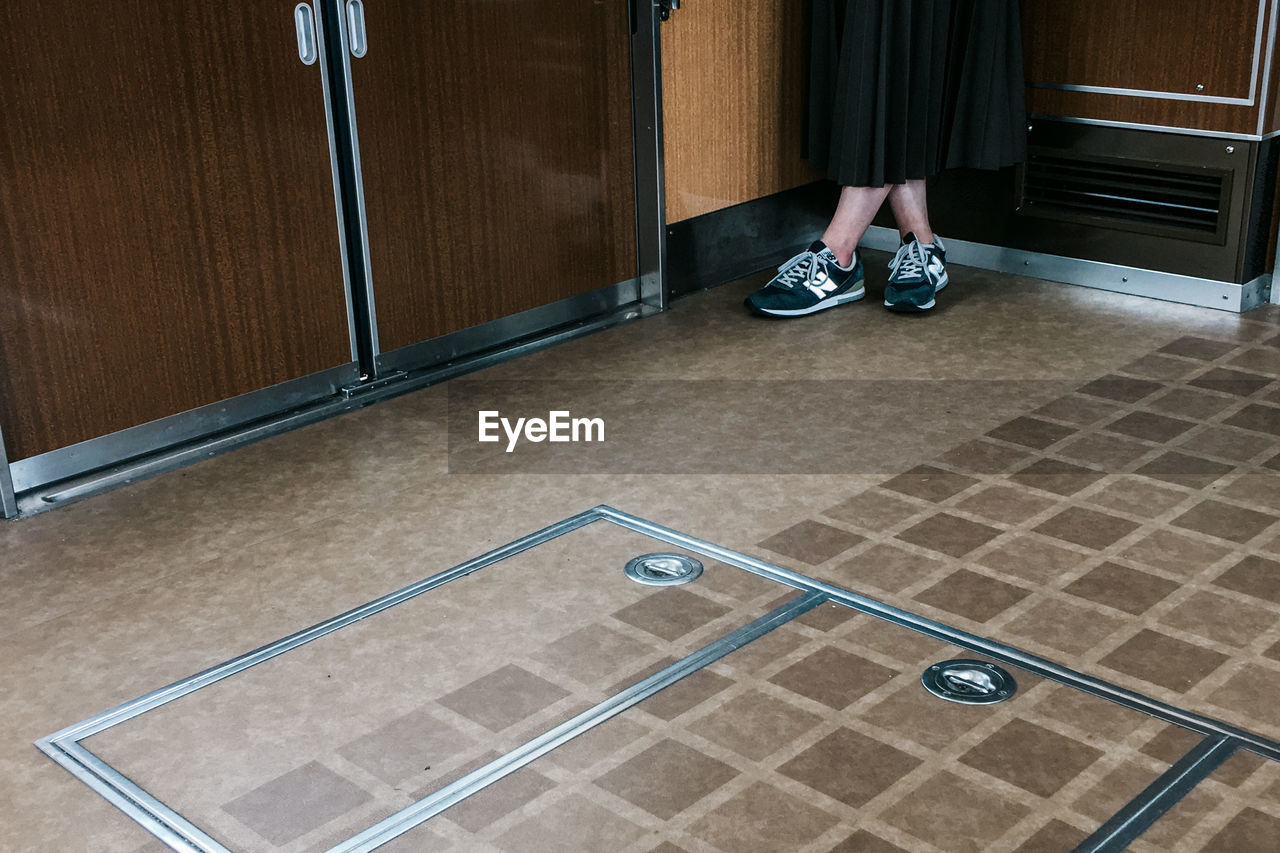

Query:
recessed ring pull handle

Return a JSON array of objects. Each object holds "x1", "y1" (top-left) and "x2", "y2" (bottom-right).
[
  {"x1": 293, "y1": 3, "x2": 318, "y2": 66},
  {"x1": 347, "y1": 0, "x2": 368, "y2": 58}
]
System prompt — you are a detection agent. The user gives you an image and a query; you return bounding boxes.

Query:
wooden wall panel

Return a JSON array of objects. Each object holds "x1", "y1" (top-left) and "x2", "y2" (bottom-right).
[
  {"x1": 1022, "y1": 0, "x2": 1275, "y2": 136},
  {"x1": 1023, "y1": 0, "x2": 1263, "y2": 99},
  {"x1": 661, "y1": 1, "x2": 818, "y2": 223},
  {"x1": 0, "y1": 1, "x2": 353, "y2": 462},
  {"x1": 349, "y1": 1, "x2": 636, "y2": 354}
]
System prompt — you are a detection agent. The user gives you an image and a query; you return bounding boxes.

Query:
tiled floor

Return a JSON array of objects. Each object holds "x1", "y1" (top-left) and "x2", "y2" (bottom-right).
[{"x1": 2, "y1": 257, "x2": 1280, "y2": 851}]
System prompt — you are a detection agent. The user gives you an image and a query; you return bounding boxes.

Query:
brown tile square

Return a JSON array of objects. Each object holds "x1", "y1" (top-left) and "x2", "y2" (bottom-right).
[
  {"x1": 1122, "y1": 352, "x2": 1204, "y2": 380},
  {"x1": 696, "y1": 561, "x2": 784, "y2": 601},
  {"x1": 1219, "y1": 472, "x2": 1280, "y2": 512},
  {"x1": 437, "y1": 664, "x2": 570, "y2": 732},
  {"x1": 336, "y1": 709, "x2": 473, "y2": 786},
  {"x1": 611, "y1": 588, "x2": 733, "y2": 642},
  {"x1": 687, "y1": 689, "x2": 823, "y2": 761},
  {"x1": 442, "y1": 766, "x2": 555, "y2": 832},
  {"x1": 1136, "y1": 450, "x2": 1235, "y2": 488},
  {"x1": 1158, "y1": 336, "x2": 1238, "y2": 361},
  {"x1": 1267, "y1": 637, "x2": 1280, "y2": 661},
  {"x1": 547, "y1": 716, "x2": 649, "y2": 772},
  {"x1": 823, "y1": 490, "x2": 922, "y2": 532},
  {"x1": 895, "y1": 513, "x2": 1003, "y2": 557},
  {"x1": 795, "y1": 600, "x2": 857, "y2": 631},
  {"x1": 826, "y1": 543, "x2": 947, "y2": 594},
  {"x1": 1224, "y1": 402, "x2": 1280, "y2": 436},
  {"x1": 1147, "y1": 387, "x2": 1237, "y2": 419},
  {"x1": 1078, "y1": 374, "x2": 1165, "y2": 403},
  {"x1": 223, "y1": 762, "x2": 371, "y2": 846},
  {"x1": 1104, "y1": 411, "x2": 1196, "y2": 442},
  {"x1": 758, "y1": 519, "x2": 865, "y2": 565},
  {"x1": 1208, "y1": 751, "x2": 1267, "y2": 787},
  {"x1": 956, "y1": 485, "x2": 1056, "y2": 524},
  {"x1": 778, "y1": 727, "x2": 921, "y2": 808},
  {"x1": 1004, "y1": 598, "x2": 1125, "y2": 656},
  {"x1": 860, "y1": 684, "x2": 991, "y2": 751},
  {"x1": 1057, "y1": 432, "x2": 1154, "y2": 470},
  {"x1": 986, "y1": 416, "x2": 1077, "y2": 449},
  {"x1": 828, "y1": 830, "x2": 911, "y2": 853},
  {"x1": 936, "y1": 438, "x2": 1033, "y2": 474},
  {"x1": 1213, "y1": 554, "x2": 1280, "y2": 604},
  {"x1": 593, "y1": 739, "x2": 737, "y2": 819},
  {"x1": 1071, "y1": 761, "x2": 1164, "y2": 821},
  {"x1": 537, "y1": 624, "x2": 655, "y2": 684},
  {"x1": 719, "y1": 625, "x2": 808, "y2": 672},
  {"x1": 636, "y1": 668, "x2": 733, "y2": 721},
  {"x1": 1100, "y1": 629, "x2": 1228, "y2": 692},
  {"x1": 1172, "y1": 499, "x2": 1277, "y2": 543},
  {"x1": 1087, "y1": 477, "x2": 1190, "y2": 519},
  {"x1": 688, "y1": 782, "x2": 840, "y2": 853},
  {"x1": 1013, "y1": 820, "x2": 1089, "y2": 852},
  {"x1": 978, "y1": 534, "x2": 1088, "y2": 584},
  {"x1": 1204, "y1": 808, "x2": 1280, "y2": 852},
  {"x1": 880, "y1": 465, "x2": 981, "y2": 503},
  {"x1": 1063, "y1": 562, "x2": 1179, "y2": 615},
  {"x1": 961, "y1": 719, "x2": 1102, "y2": 797},
  {"x1": 1188, "y1": 366, "x2": 1274, "y2": 397},
  {"x1": 1212, "y1": 665, "x2": 1280, "y2": 730},
  {"x1": 845, "y1": 616, "x2": 950, "y2": 665},
  {"x1": 1035, "y1": 506, "x2": 1140, "y2": 549},
  {"x1": 1033, "y1": 394, "x2": 1124, "y2": 426},
  {"x1": 1119, "y1": 528, "x2": 1230, "y2": 578},
  {"x1": 1140, "y1": 726, "x2": 1265, "y2": 788},
  {"x1": 1010, "y1": 458, "x2": 1107, "y2": 496},
  {"x1": 1179, "y1": 426, "x2": 1276, "y2": 464},
  {"x1": 768, "y1": 645, "x2": 897, "y2": 709},
  {"x1": 881, "y1": 771, "x2": 1031, "y2": 853},
  {"x1": 1230, "y1": 346, "x2": 1280, "y2": 375},
  {"x1": 1162, "y1": 590, "x2": 1278, "y2": 647},
  {"x1": 1266, "y1": 451, "x2": 1280, "y2": 471},
  {"x1": 496, "y1": 793, "x2": 646, "y2": 851},
  {"x1": 913, "y1": 569, "x2": 1031, "y2": 622},
  {"x1": 410, "y1": 750, "x2": 502, "y2": 801},
  {"x1": 1035, "y1": 685, "x2": 1148, "y2": 742}
]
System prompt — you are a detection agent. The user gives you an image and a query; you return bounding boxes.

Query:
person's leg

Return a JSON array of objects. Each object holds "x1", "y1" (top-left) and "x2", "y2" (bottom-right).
[
  {"x1": 886, "y1": 180, "x2": 934, "y2": 244},
  {"x1": 821, "y1": 184, "x2": 892, "y2": 267}
]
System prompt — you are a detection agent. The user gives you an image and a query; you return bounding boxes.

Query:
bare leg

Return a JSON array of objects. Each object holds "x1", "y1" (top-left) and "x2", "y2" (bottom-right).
[
  {"x1": 886, "y1": 179, "x2": 934, "y2": 244},
  {"x1": 821, "y1": 185, "x2": 892, "y2": 267}
]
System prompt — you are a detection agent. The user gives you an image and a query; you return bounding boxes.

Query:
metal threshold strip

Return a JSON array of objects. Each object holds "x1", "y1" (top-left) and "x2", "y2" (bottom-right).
[{"x1": 37, "y1": 506, "x2": 1280, "y2": 852}]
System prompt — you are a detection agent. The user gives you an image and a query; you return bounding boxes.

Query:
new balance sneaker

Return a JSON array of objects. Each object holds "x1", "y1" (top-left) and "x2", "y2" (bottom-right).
[
  {"x1": 744, "y1": 241, "x2": 865, "y2": 317},
  {"x1": 884, "y1": 233, "x2": 948, "y2": 313}
]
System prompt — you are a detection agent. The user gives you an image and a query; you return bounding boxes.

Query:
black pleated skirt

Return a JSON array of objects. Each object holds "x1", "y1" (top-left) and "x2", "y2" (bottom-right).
[{"x1": 805, "y1": 0, "x2": 1028, "y2": 188}]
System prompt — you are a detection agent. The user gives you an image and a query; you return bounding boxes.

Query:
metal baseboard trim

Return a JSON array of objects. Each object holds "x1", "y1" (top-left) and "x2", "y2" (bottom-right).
[
  {"x1": 863, "y1": 226, "x2": 1268, "y2": 313},
  {"x1": 0, "y1": 420, "x2": 15, "y2": 520},
  {"x1": 596, "y1": 507, "x2": 1280, "y2": 763},
  {"x1": 374, "y1": 278, "x2": 642, "y2": 375},
  {"x1": 12, "y1": 299, "x2": 653, "y2": 517},
  {"x1": 1073, "y1": 736, "x2": 1239, "y2": 853},
  {"x1": 1031, "y1": 114, "x2": 1266, "y2": 143}
]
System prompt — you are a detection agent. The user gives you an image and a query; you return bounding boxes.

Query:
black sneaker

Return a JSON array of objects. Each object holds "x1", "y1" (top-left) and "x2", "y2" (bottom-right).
[
  {"x1": 884, "y1": 233, "x2": 948, "y2": 313},
  {"x1": 744, "y1": 241, "x2": 865, "y2": 317}
]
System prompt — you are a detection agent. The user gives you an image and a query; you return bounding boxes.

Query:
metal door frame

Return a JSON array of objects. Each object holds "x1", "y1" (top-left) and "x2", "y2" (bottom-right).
[{"x1": 326, "y1": 0, "x2": 670, "y2": 381}]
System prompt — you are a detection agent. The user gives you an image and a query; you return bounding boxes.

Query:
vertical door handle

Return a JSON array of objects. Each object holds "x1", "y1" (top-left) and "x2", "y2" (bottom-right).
[
  {"x1": 294, "y1": 3, "x2": 318, "y2": 65},
  {"x1": 346, "y1": 0, "x2": 368, "y2": 58}
]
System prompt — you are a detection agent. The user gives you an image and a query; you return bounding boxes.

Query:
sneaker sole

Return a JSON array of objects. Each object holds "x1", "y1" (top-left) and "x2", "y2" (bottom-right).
[
  {"x1": 748, "y1": 285, "x2": 866, "y2": 317},
  {"x1": 884, "y1": 271, "x2": 947, "y2": 313}
]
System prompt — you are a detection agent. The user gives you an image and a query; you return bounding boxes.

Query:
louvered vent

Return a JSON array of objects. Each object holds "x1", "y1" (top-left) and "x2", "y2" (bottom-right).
[{"x1": 1021, "y1": 153, "x2": 1227, "y2": 240}]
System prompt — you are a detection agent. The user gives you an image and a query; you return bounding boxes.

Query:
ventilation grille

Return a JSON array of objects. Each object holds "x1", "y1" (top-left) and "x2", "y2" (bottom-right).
[{"x1": 1021, "y1": 153, "x2": 1227, "y2": 238}]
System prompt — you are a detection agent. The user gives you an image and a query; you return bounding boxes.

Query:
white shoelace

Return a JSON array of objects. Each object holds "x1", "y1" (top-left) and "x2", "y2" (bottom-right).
[
  {"x1": 773, "y1": 249, "x2": 824, "y2": 289},
  {"x1": 889, "y1": 240, "x2": 928, "y2": 281}
]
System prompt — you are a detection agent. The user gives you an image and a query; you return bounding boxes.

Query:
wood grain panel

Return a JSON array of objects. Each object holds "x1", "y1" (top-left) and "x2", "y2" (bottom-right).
[
  {"x1": 0, "y1": 1, "x2": 352, "y2": 461},
  {"x1": 661, "y1": 0, "x2": 818, "y2": 223},
  {"x1": 349, "y1": 1, "x2": 636, "y2": 354},
  {"x1": 1023, "y1": 0, "x2": 1264, "y2": 99}
]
